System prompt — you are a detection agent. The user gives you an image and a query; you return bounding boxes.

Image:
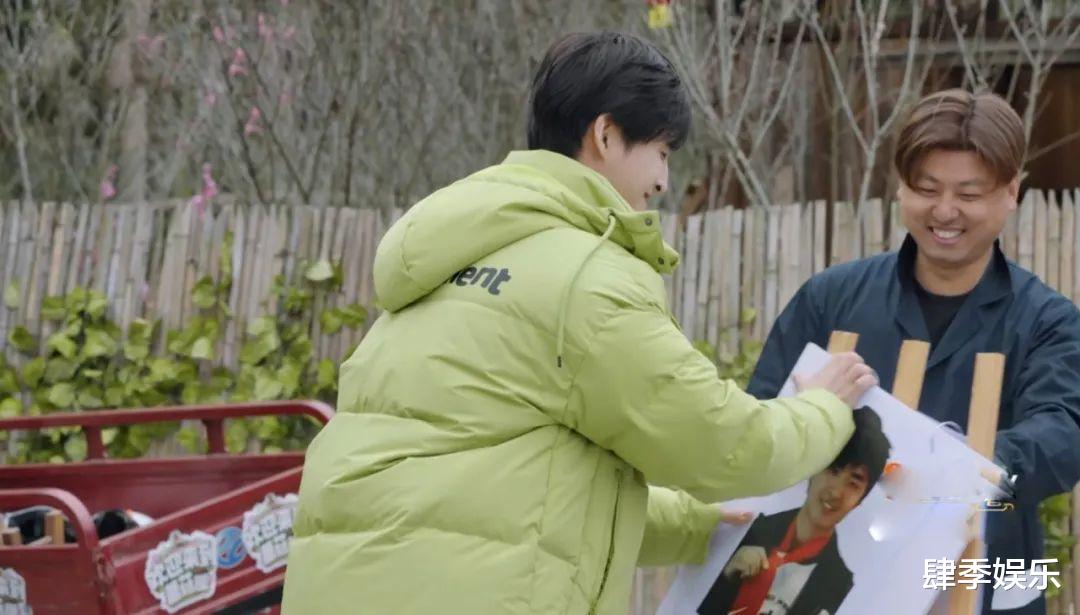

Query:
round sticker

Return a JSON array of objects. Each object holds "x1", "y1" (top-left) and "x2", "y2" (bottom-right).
[{"x1": 216, "y1": 526, "x2": 247, "y2": 570}]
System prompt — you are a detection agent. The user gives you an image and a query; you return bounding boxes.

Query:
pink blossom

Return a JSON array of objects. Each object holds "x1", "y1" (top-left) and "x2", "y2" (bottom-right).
[
  {"x1": 244, "y1": 107, "x2": 263, "y2": 135},
  {"x1": 258, "y1": 13, "x2": 273, "y2": 40},
  {"x1": 189, "y1": 194, "x2": 206, "y2": 219},
  {"x1": 228, "y1": 47, "x2": 248, "y2": 77},
  {"x1": 282, "y1": 25, "x2": 296, "y2": 41},
  {"x1": 212, "y1": 26, "x2": 225, "y2": 44},
  {"x1": 280, "y1": 0, "x2": 289, "y2": 5},
  {"x1": 203, "y1": 89, "x2": 218, "y2": 108},
  {"x1": 99, "y1": 165, "x2": 118, "y2": 201},
  {"x1": 201, "y1": 163, "x2": 220, "y2": 201},
  {"x1": 136, "y1": 33, "x2": 165, "y2": 57}
]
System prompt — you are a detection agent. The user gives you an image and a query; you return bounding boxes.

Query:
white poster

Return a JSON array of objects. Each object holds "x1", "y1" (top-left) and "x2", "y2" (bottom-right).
[{"x1": 658, "y1": 343, "x2": 1005, "y2": 615}]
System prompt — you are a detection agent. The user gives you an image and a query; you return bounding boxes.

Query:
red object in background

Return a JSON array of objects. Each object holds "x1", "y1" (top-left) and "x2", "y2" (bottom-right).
[{"x1": 0, "y1": 400, "x2": 333, "y2": 614}]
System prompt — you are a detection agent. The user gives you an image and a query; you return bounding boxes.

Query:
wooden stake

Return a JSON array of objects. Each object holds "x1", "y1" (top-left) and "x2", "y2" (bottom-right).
[
  {"x1": 949, "y1": 352, "x2": 1006, "y2": 614},
  {"x1": 827, "y1": 330, "x2": 859, "y2": 354},
  {"x1": 892, "y1": 340, "x2": 931, "y2": 410}
]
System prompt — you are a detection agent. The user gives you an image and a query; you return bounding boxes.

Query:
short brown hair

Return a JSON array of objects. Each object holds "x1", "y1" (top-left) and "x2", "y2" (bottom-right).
[{"x1": 894, "y1": 89, "x2": 1026, "y2": 188}]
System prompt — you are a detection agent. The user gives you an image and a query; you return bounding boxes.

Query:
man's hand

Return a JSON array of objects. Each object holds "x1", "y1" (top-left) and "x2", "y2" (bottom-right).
[
  {"x1": 722, "y1": 545, "x2": 769, "y2": 580},
  {"x1": 792, "y1": 351, "x2": 877, "y2": 407}
]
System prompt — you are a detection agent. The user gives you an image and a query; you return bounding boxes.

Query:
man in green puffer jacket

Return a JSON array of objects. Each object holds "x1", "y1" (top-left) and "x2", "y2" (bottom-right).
[{"x1": 281, "y1": 31, "x2": 877, "y2": 614}]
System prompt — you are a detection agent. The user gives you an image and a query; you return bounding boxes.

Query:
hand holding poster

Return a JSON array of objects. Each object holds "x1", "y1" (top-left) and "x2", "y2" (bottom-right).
[{"x1": 658, "y1": 343, "x2": 1005, "y2": 615}]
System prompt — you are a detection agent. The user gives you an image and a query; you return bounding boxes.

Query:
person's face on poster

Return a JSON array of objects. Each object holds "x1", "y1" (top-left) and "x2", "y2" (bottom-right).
[{"x1": 803, "y1": 464, "x2": 869, "y2": 533}]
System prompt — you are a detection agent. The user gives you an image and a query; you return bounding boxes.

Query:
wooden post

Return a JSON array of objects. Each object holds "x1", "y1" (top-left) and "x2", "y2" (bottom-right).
[
  {"x1": 892, "y1": 340, "x2": 931, "y2": 410},
  {"x1": 1, "y1": 528, "x2": 22, "y2": 546},
  {"x1": 949, "y1": 352, "x2": 1007, "y2": 615},
  {"x1": 46, "y1": 510, "x2": 65, "y2": 545},
  {"x1": 827, "y1": 330, "x2": 859, "y2": 353}
]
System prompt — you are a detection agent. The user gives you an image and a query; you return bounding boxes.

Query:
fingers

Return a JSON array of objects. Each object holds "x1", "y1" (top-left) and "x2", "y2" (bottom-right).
[{"x1": 718, "y1": 509, "x2": 754, "y2": 525}]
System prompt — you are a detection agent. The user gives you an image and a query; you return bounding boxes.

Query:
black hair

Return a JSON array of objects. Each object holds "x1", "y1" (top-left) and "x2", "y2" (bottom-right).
[
  {"x1": 829, "y1": 406, "x2": 892, "y2": 502},
  {"x1": 526, "y1": 31, "x2": 691, "y2": 158}
]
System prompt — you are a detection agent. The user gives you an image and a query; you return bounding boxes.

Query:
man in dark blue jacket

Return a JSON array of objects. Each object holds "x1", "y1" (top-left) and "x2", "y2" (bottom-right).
[{"x1": 748, "y1": 89, "x2": 1080, "y2": 614}]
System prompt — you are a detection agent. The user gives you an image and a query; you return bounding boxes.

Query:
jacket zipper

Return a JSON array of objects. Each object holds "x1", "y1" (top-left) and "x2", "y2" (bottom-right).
[{"x1": 591, "y1": 467, "x2": 622, "y2": 614}]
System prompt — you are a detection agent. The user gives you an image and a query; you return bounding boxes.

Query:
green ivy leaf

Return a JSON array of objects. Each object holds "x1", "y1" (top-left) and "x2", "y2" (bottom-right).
[
  {"x1": 82, "y1": 368, "x2": 103, "y2": 379},
  {"x1": 317, "y1": 359, "x2": 336, "y2": 391},
  {"x1": 319, "y1": 308, "x2": 344, "y2": 334},
  {"x1": 47, "y1": 382, "x2": 76, "y2": 408},
  {"x1": 86, "y1": 291, "x2": 109, "y2": 320},
  {"x1": 226, "y1": 420, "x2": 249, "y2": 453},
  {"x1": 287, "y1": 335, "x2": 313, "y2": 362},
  {"x1": 189, "y1": 337, "x2": 215, "y2": 361},
  {"x1": 181, "y1": 382, "x2": 203, "y2": 406},
  {"x1": 177, "y1": 426, "x2": 203, "y2": 453},
  {"x1": 9, "y1": 326, "x2": 36, "y2": 354},
  {"x1": 22, "y1": 358, "x2": 45, "y2": 388},
  {"x1": 83, "y1": 328, "x2": 117, "y2": 358},
  {"x1": 147, "y1": 358, "x2": 179, "y2": 384},
  {"x1": 44, "y1": 358, "x2": 77, "y2": 384},
  {"x1": 124, "y1": 340, "x2": 150, "y2": 361},
  {"x1": 41, "y1": 296, "x2": 66, "y2": 321},
  {"x1": 0, "y1": 397, "x2": 21, "y2": 418},
  {"x1": 3, "y1": 281, "x2": 19, "y2": 310},
  {"x1": 209, "y1": 367, "x2": 234, "y2": 392},
  {"x1": 64, "y1": 435, "x2": 88, "y2": 461},
  {"x1": 304, "y1": 259, "x2": 334, "y2": 282},
  {"x1": 105, "y1": 386, "x2": 125, "y2": 407},
  {"x1": 46, "y1": 332, "x2": 78, "y2": 359},
  {"x1": 277, "y1": 361, "x2": 301, "y2": 398},
  {"x1": 254, "y1": 372, "x2": 284, "y2": 401},
  {"x1": 247, "y1": 316, "x2": 277, "y2": 338},
  {"x1": 739, "y1": 307, "x2": 757, "y2": 326},
  {"x1": 192, "y1": 276, "x2": 218, "y2": 309},
  {"x1": 240, "y1": 331, "x2": 280, "y2": 365},
  {"x1": 0, "y1": 367, "x2": 18, "y2": 395},
  {"x1": 339, "y1": 304, "x2": 367, "y2": 328},
  {"x1": 77, "y1": 389, "x2": 103, "y2": 409},
  {"x1": 284, "y1": 288, "x2": 313, "y2": 314}
]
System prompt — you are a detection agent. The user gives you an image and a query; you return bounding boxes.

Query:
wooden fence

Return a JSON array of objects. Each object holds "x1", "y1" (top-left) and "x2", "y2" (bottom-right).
[{"x1": 2, "y1": 190, "x2": 1080, "y2": 613}]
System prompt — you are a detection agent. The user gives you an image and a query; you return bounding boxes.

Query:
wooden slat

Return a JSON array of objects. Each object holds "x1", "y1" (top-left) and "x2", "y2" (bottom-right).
[
  {"x1": 223, "y1": 205, "x2": 246, "y2": 366},
  {"x1": 1047, "y1": 191, "x2": 1061, "y2": 291},
  {"x1": 1034, "y1": 189, "x2": 1048, "y2": 281},
  {"x1": 779, "y1": 204, "x2": 800, "y2": 318},
  {"x1": 889, "y1": 199, "x2": 906, "y2": 250},
  {"x1": 831, "y1": 200, "x2": 857, "y2": 265},
  {"x1": 662, "y1": 213, "x2": 678, "y2": 310},
  {"x1": 25, "y1": 202, "x2": 55, "y2": 348},
  {"x1": 681, "y1": 213, "x2": 701, "y2": 339},
  {"x1": 1061, "y1": 191, "x2": 1075, "y2": 301},
  {"x1": 862, "y1": 198, "x2": 885, "y2": 256},
  {"x1": 1003, "y1": 197, "x2": 1020, "y2": 261},
  {"x1": 327, "y1": 205, "x2": 350, "y2": 360},
  {"x1": 949, "y1": 352, "x2": 1006, "y2": 615},
  {"x1": 724, "y1": 208, "x2": 742, "y2": 358},
  {"x1": 1018, "y1": 191, "x2": 1035, "y2": 271},
  {"x1": 0, "y1": 202, "x2": 20, "y2": 359},
  {"x1": 1075, "y1": 189, "x2": 1080, "y2": 306},
  {"x1": 695, "y1": 211, "x2": 714, "y2": 347},
  {"x1": 800, "y1": 202, "x2": 814, "y2": 283},
  {"x1": 763, "y1": 205, "x2": 781, "y2": 334},
  {"x1": 739, "y1": 208, "x2": 755, "y2": 341},
  {"x1": 813, "y1": 200, "x2": 827, "y2": 273},
  {"x1": 752, "y1": 207, "x2": 767, "y2": 340},
  {"x1": 65, "y1": 203, "x2": 90, "y2": 295},
  {"x1": 706, "y1": 209, "x2": 725, "y2": 356}
]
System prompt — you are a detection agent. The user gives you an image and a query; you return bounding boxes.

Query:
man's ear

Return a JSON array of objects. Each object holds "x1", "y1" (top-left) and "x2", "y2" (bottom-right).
[{"x1": 1006, "y1": 175, "x2": 1021, "y2": 210}]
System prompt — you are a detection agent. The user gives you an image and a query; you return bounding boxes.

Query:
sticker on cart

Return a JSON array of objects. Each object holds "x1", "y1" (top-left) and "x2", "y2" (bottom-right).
[
  {"x1": 0, "y1": 567, "x2": 31, "y2": 615},
  {"x1": 143, "y1": 530, "x2": 218, "y2": 614},
  {"x1": 241, "y1": 493, "x2": 299, "y2": 573},
  {"x1": 215, "y1": 526, "x2": 247, "y2": 570}
]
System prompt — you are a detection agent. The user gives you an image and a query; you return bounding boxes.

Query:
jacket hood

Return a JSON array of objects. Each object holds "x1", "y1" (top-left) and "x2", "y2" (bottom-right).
[{"x1": 373, "y1": 149, "x2": 680, "y2": 313}]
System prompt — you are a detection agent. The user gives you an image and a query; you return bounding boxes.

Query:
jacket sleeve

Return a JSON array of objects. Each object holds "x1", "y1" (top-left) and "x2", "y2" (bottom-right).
[
  {"x1": 994, "y1": 298, "x2": 1080, "y2": 505},
  {"x1": 638, "y1": 487, "x2": 723, "y2": 566},
  {"x1": 747, "y1": 280, "x2": 829, "y2": 399},
  {"x1": 564, "y1": 298, "x2": 854, "y2": 505}
]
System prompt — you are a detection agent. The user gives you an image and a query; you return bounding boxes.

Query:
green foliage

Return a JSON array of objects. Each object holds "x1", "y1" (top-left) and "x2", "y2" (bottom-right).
[
  {"x1": 1039, "y1": 493, "x2": 1075, "y2": 600},
  {"x1": 2, "y1": 247, "x2": 364, "y2": 464}
]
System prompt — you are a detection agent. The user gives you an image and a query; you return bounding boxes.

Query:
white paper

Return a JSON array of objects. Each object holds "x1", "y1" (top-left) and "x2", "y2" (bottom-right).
[{"x1": 658, "y1": 343, "x2": 1003, "y2": 615}]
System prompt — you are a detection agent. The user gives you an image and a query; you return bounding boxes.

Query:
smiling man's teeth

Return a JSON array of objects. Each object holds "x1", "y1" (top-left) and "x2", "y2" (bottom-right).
[{"x1": 932, "y1": 228, "x2": 962, "y2": 239}]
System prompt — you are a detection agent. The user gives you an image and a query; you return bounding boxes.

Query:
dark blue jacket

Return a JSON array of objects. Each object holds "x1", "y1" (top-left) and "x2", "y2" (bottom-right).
[{"x1": 748, "y1": 235, "x2": 1080, "y2": 614}]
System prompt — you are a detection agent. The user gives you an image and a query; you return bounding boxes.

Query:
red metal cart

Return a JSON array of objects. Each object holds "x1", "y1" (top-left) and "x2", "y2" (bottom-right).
[{"x1": 0, "y1": 400, "x2": 333, "y2": 614}]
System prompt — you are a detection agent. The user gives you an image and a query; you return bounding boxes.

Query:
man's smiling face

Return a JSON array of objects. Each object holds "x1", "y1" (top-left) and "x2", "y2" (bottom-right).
[
  {"x1": 898, "y1": 149, "x2": 1018, "y2": 271},
  {"x1": 803, "y1": 464, "x2": 869, "y2": 534}
]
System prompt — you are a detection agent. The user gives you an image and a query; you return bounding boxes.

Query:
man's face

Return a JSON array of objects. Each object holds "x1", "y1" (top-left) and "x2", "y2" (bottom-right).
[
  {"x1": 804, "y1": 464, "x2": 869, "y2": 532},
  {"x1": 594, "y1": 129, "x2": 671, "y2": 212},
  {"x1": 898, "y1": 150, "x2": 1018, "y2": 271}
]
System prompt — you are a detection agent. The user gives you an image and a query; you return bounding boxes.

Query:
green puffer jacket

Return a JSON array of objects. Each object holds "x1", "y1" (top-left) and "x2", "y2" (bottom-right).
[{"x1": 281, "y1": 150, "x2": 854, "y2": 614}]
